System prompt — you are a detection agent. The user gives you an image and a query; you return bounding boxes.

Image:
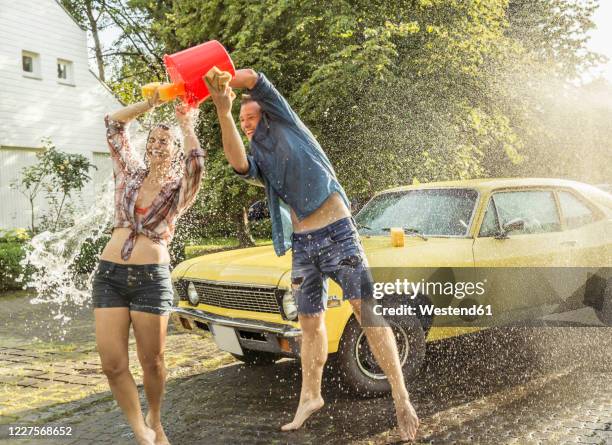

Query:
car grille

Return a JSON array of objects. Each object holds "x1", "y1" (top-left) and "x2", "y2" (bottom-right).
[{"x1": 178, "y1": 279, "x2": 281, "y2": 314}]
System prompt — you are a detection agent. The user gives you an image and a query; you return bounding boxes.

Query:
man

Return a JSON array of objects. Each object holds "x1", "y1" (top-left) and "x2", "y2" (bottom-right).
[{"x1": 205, "y1": 68, "x2": 419, "y2": 441}]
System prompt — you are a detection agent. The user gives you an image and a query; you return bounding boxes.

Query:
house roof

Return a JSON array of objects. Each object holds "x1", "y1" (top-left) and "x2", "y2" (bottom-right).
[
  {"x1": 51, "y1": 1, "x2": 125, "y2": 104},
  {"x1": 54, "y1": 0, "x2": 87, "y2": 32}
]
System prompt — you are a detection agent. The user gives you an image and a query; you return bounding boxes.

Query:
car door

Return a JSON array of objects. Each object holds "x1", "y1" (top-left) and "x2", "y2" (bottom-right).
[
  {"x1": 472, "y1": 188, "x2": 569, "y2": 319},
  {"x1": 555, "y1": 188, "x2": 612, "y2": 311},
  {"x1": 556, "y1": 188, "x2": 611, "y2": 267}
]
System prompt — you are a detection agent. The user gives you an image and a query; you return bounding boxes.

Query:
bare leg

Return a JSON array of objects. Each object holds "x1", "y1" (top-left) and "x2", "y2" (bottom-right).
[
  {"x1": 95, "y1": 308, "x2": 155, "y2": 445},
  {"x1": 349, "y1": 300, "x2": 419, "y2": 441},
  {"x1": 281, "y1": 313, "x2": 326, "y2": 431},
  {"x1": 131, "y1": 311, "x2": 170, "y2": 445}
]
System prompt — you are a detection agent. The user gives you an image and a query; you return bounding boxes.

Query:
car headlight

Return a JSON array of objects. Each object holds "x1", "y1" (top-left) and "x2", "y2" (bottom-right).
[
  {"x1": 172, "y1": 282, "x2": 181, "y2": 305},
  {"x1": 187, "y1": 282, "x2": 199, "y2": 305},
  {"x1": 282, "y1": 290, "x2": 298, "y2": 321}
]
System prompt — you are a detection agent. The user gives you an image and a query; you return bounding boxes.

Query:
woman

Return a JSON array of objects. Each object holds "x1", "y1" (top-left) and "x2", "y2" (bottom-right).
[{"x1": 92, "y1": 90, "x2": 205, "y2": 445}]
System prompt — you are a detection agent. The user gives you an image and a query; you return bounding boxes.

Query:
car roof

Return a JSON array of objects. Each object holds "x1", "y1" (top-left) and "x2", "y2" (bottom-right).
[{"x1": 381, "y1": 177, "x2": 596, "y2": 194}]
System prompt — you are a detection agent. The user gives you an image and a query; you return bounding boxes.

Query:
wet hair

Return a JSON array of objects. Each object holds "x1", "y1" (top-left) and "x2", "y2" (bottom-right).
[
  {"x1": 145, "y1": 123, "x2": 171, "y2": 146},
  {"x1": 241, "y1": 94, "x2": 255, "y2": 106},
  {"x1": 143, "y1": 124, "x2": 184, "y2": 179}
]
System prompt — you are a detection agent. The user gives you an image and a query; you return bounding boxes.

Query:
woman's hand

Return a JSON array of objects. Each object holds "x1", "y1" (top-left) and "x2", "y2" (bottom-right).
[
  {"x1": 175, "y1": 102, "x2": 198, "y2": 131},
  {"x1": 109, "y1": 88, "x2": 163, "y2": 123},
  {"x1": 176, "y1": 102, "x2": 201, "y2": 154},
  {"x1": 147, "y1": 89, "x2": 164, "y2": 109}
]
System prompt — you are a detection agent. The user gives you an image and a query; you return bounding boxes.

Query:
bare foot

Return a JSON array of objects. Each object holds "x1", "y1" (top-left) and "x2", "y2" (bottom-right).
[
  {"x1": 135, "y1": 426, "x2": 156, "y2": 445},
  {"x1": 394, "y1": 396, "x2": 419, "y2": 442},
  {"x1": 280, "y1": 396, "x2": 325, "y2": 431},
  {"x1": 145, "y1": 412, "x2": 171, "y2": 445}
]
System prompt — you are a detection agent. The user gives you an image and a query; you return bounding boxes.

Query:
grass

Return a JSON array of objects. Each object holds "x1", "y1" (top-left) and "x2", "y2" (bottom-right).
[{"x1": 0, "y1": 290, "x2": 32, "y2": 300}]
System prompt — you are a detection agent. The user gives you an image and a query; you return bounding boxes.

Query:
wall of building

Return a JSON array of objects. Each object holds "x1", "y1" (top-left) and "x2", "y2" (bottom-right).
[{"x1": 0, "y1": 0, "x2": 123, "y2": 230}]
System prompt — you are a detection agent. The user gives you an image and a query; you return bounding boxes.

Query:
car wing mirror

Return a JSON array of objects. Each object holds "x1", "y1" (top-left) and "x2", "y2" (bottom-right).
[
  {"x1": 247, "y1": 200, "x2": 270, "y2": 222},
  {"x1": 502, "y1": 217, "x2": 525, "y2": 233}
]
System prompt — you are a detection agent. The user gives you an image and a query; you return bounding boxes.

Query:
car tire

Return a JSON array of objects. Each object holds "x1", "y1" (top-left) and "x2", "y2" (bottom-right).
[
  {"x1": 594, "y1": 277, "x2": 612, "y2": 326},
  {"x1": 231, "y1": 350, "x2": 279, "y2": 366},
  {"x1": 335, "y1": 315, "x2": 426, "y2": 396}
]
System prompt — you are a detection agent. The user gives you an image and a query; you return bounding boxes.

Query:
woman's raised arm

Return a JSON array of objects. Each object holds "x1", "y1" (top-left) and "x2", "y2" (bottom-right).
[{"x1": 108, "y1": 89, "x2": 164, "y2": 123}]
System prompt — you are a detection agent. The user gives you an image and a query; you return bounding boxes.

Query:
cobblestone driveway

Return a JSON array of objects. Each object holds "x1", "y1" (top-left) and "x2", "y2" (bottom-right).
[{"x1": 0, "y1": 292, "x2": 610, "y2": 444}]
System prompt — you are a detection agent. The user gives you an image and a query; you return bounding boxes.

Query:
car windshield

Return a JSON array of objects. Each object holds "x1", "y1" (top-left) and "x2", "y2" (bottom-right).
[{"x1": 355, "y1": 188, "x2": 479, "y2": 237}]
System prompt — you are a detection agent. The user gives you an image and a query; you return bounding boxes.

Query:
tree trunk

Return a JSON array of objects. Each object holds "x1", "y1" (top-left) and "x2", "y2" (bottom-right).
[
  {"x1": 53, "y1": 194, "x2": 67, "y2": 232},
  {"x1": 235, "y1": 207, "x2": 255, "y2": 247},
  {"x1": 85, "y1": 1, "x2": 105, "y2": 81},
  {"x1": 29, "y1": 196, "x2": 35, "y2": 233}
]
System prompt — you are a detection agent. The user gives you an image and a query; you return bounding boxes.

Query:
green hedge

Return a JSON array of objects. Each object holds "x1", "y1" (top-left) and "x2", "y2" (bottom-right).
[
  {"x1": 1, "y1": 234, "x2": 109, "y2": 292},
  {"x1": 71, "y1": 235, "x2": 110, "y2": 274},
  {"x1": 0, "y1": 243, "x2": 30, "y2": 291},
  {"x1": 0, "y1": 228, "x2": 30, "y2": 244},
  {"x1": 0, "y1": 230, "x2": 272, "y2": 291},
  {"x1": 249, "y1": 219, "x2": 272, "y2": 239}
]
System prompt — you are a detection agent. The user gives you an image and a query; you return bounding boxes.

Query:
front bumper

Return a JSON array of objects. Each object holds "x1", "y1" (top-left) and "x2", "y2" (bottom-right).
[{"x1": 171, "y1": 307, "x2": 302, "y2": 356}]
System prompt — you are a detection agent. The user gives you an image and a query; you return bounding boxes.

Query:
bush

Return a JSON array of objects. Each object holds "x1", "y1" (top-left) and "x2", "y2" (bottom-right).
[
  {"x1": 0, "y1": 228, "x2": 30, "y2": 244},
  {"x1": 0, "y1": 243, "x2": 31, "y2": 291},
  {"x1": 71, "y1": 235, "x2": 110, "y2": 274},
  {"x1": 250, "y1": 219, "x2": 272, "y2": 239}
]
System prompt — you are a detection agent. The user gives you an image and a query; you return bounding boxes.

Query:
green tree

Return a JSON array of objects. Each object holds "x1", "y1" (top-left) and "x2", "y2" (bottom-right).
[
  {"x1": 492, "y1": 0, "x2": 607, "y2": 180},
  {"x1": 109, "y1": 0, "x2": 604, "y2": 243},
  {"x1": 11, "y1": 140, "x2": 97, "y2": 233},
  {"x1": 60, "y1": 0, "x2": 110, "y2": 80},
  {"x1": 11, "y1": 151, "x2": 49, "y2": 233}
]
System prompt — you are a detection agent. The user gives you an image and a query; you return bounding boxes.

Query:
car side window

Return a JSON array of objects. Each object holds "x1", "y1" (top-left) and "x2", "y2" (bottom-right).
[
  {"x1": 478, "y1": 198, "x2": 500, "y2": 237},
  {"x1": 558, "y1": 191, "x2": 595, "y2": 229},
  {"x1": 488, "y1": 190, "x2": 561, "y2": 235}
]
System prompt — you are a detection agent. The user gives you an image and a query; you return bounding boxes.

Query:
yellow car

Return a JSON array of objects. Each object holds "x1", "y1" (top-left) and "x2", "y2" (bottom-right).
[{"x1": 171, "y1": 178, "x2": 612, "y2": 393}]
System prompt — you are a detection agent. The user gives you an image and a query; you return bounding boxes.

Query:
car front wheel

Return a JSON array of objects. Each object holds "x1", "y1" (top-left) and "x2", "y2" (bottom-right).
[{"x1": 335, "y1": 316, "x2": 426, "y2": 396}]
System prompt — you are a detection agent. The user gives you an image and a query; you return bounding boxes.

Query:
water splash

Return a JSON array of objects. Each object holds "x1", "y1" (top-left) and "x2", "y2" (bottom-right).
[{"x1": 19, "y1": 182, "x2": 114, "y2": 321}]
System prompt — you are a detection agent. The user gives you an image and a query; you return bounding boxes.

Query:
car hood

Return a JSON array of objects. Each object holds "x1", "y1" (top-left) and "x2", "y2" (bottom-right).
[
  {"x1": 174, "y1": 245, "x2": 293, "y2": 287},
  {"x1": 173, "y1": 236, "x2": 472, "y2": 287}
]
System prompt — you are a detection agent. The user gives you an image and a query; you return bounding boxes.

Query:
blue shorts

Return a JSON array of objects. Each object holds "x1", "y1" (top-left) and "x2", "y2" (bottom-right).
[
  {"x1": 91, "y1": 260, "x2": 174, "y2": 316},
  {"x1": 291, "y1": 217, "x2": 371, "y2": 316}
]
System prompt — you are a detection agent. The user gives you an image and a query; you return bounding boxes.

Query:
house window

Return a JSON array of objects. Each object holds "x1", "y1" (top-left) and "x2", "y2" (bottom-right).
[
  {"x1": 57, "y1": 59, "x2": 74, "y2": 84},
  {"x1": 22, "y1": 50, "x2": 41, "y2": 78},
  {"x1": 22, "y1": 55, "x2": 33, "y2": 72}
]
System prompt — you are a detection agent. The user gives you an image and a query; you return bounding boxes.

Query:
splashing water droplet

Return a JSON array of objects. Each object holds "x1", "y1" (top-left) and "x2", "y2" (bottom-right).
[{"x1": 20, "y1": 182, "x2": 114, "y2": 330}]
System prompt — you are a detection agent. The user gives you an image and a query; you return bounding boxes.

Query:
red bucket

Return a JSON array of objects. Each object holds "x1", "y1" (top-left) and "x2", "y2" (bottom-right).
[{"x1": 163, "y1": 40, "x2": 235, "y2": 107}]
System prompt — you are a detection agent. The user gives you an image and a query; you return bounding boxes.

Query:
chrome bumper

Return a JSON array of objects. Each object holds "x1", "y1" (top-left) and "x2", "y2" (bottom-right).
[{"x1": 171, "y1": 307, "x2": 302, "y2": 338}]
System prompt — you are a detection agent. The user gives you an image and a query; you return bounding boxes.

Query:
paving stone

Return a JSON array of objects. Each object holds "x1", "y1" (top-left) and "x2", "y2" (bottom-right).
[{"x1": 3, "y1": 294, "x2": 612, "y2": 444}]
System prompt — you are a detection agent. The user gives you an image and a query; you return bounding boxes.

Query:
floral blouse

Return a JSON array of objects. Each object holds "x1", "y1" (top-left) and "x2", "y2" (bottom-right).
[{"x1": 105, "y1": 115, "x2": 205, "y2": 260}]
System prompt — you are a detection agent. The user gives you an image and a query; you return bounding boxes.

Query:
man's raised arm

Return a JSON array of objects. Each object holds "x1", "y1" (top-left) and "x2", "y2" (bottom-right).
[
  {"x1": 205, "y1": 74, "x2": 249, "y2": 174},
  {"x1": 230, "y1": 69, "x2": 259, "y2": 90}
]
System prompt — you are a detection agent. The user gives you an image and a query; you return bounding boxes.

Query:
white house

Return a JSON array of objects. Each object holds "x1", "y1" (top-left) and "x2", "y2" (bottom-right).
[{"x1": 0, "y1": 0, "x2": 122, "y2": 230}]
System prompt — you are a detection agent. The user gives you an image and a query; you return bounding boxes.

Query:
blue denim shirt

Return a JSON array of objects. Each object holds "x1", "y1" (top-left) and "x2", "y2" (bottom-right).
[{"x1": 236, "y1": 73, "x2": 350, "y2": 256}]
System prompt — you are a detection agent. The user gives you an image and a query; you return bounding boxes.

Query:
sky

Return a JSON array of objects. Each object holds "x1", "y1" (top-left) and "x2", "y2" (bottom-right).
[{"x1": 97, "y1": 1, "x2": 612, "y2": 84}]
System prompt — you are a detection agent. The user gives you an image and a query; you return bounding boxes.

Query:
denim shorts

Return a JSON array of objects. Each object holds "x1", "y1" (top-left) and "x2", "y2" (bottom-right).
[
  {"x1": 291, "y1": 217, "x2": 371, "y2": 316},
  {"x1": 91, "y1": 260, "x2": 174, "y2": 315}
]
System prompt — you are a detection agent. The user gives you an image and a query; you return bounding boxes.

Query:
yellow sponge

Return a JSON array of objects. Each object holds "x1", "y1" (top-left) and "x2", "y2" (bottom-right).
[{"x1": 205, "y1": 66, "x2": 236, "y2": 99}]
